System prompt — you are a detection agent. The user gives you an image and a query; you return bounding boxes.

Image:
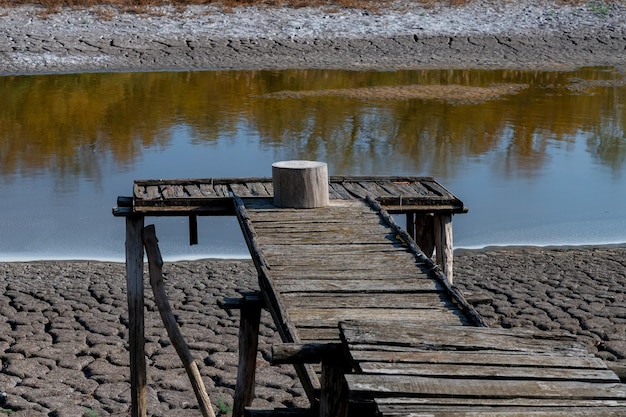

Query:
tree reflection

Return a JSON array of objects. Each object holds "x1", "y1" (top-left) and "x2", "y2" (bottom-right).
[{"x1": 0, "y1": 67, "x2": 624, "y2": 186}]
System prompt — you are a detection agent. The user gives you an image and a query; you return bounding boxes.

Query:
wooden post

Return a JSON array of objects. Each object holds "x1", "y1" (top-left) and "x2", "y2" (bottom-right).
[
  {"x1": 320, "y1": 359, "x2": 350, "y2": 417},
  {"x1": 414, "y1": 213, "x2": 435, "y2": 258},
  {"x1": 125, "y1": 215, "x2": 147, "y2": 417},
  {"x1": 233, "y1": 296, "x2": 263, "y2": 417},
  {"x1": 272, "y1": 160, "x2": 329, "y2": 208},
  {"x1": 434, "y1": 214, "x2": 454, "y2": 284},
  {"x1": 406, "y1": 213, "x2": 415, "y2": 240},
  {"x1": 142, "y1": 225, "x2": 216, "y2": 417}
]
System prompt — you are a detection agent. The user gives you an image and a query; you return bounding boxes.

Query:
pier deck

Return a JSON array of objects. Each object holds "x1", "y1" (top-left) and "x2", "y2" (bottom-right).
[{"x1": 114, "y1": 175, "x2": 626, "y2": 417}]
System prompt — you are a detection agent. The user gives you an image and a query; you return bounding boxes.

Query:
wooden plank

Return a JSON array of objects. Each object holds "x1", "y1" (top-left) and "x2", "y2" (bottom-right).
[
  {"x1": 407, "y1": 181, "x2": 432, "y2": 196},
  {"x1": 287, "y1": 308, "x2": 466, "y2": 327},
  {"x1": 281, "y1": 293, "x2": 454, "y2": 310},
  {"x1": 184, "y1": 184, "x2": 203, "y2": 198},
  {"x1": 376, "y1": 401, "x2": 626, "y2": 416},
  {"x1": 274, "y1": 278, "x2": 444, "y2": 293},
  {"x1": 145, "y1": 185, "x2": 161, "y2": 200},
  {"x1": 246, "y1": 182, "x2": 272, "y2": 197},
  {"x1": 199, "y1": 183, "x2": 216, "y2": 196},
  {"x1": 329, "y1": 183, "x2": 354, "y2": 200},
  {"x1": 229, "y1": 183, "x2": 251, "y2": 197},
  {"x1": 255, "y1": 232, "x2": 397, "y2": 246},
  {"x1": 346, "y1": 374, "x2": 626, "y2": 400},
  {"x1": 271, "y1": 269, "x2": 429, "y2": 280},
  {"x1": 341, "y1": 323, "x2": 588, "y2": 355},
  {"x1": 134, "y1": 183, "x2": 148, "y2": 200},
  {"x1": 260, "y1": 243, "x2": 411, "y2": 257},
  {"x1": 356, "y1": 362, "x2": 619, "y2": 382},
  {"x1": 340, "y1": 181, "x2": 370, "y2": 199},
  {"x1": 358, "y1": 181, "x2": 395, "y2": 198},
  {"x1": 348, "y1": 349, "x2": 609, "y2": 370}
]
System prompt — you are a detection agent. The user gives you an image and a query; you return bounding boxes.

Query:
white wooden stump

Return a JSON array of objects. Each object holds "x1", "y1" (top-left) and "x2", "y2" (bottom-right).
[{"x1": 272, "y1": 160, "x2": 329, "y2": 208}]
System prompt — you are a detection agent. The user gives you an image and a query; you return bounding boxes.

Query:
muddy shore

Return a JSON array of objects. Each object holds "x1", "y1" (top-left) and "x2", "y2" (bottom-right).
[
  {"x1": 1, "y1": 0, "x2": 626, "y2": 75},
  {"x1": 2, "y1": 246, "x2": 626, "y2": 415}
]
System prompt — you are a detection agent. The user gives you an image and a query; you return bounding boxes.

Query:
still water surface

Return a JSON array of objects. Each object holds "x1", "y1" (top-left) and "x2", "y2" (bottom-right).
[{"x1": 1, "y1": 68, "x2": 625, "y2": 261}]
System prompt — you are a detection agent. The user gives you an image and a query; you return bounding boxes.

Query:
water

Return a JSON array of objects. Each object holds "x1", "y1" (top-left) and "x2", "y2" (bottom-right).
[{"x1": 1, "y1": 68, "x2": 625, "y2": 261}]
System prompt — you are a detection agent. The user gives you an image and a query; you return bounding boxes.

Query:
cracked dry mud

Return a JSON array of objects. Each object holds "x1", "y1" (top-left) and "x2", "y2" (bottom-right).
[
  {"x1": 1, "y1": 0, "x2": 625, "y2": 74},
  {"x1": 2, "y1": 246, "x2": 626, "y2": 415}
]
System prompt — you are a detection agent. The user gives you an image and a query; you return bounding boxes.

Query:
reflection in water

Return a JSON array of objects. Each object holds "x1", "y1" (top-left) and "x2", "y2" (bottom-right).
[{"x1": 0, "y1": 68, "x2": 625, "y2": 260}]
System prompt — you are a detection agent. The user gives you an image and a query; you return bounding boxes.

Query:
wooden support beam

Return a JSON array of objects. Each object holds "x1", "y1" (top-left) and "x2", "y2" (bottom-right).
[
  {"x1": 272, "y1": 343, "x2": 349, "y2": 417},
  {"x1": 413, "y1": 213, "x2": 435, "y2": 258},
  {"x1": 189, "y1": 215, "x2": 198, "y2": 245},
  {"x1": 233, "y1": 295, "x2": 263, "y2": 417},
  {"x1": 405, "y1": 213, "x2": 415, "y2": 240},
  {"x1": 142, "y1": 225, "x2": 216, "y2": 417},
  {"x1": 125, "y1": 215, "x2": 146, "y2": 417},
  {"x1": 271, "y1": 343, "x2": 344, "y2": 366},
  {"x1": 434, "y1": 214, "x2": 454, "y2": 284}
]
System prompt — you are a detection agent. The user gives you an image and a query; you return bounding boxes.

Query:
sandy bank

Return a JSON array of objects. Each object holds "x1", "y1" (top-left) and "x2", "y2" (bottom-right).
[{"x1": 1, "y1": 0, "x2": 625, "y2": 75}]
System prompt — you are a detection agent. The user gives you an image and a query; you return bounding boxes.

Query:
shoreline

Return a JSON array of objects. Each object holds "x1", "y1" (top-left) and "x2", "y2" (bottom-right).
[
  {"x1": 2, "y1": 0, "x2": 626, "y2": 75},
  {"x1": 2, "y1": 241, "x2": 626, "y2": 263}
]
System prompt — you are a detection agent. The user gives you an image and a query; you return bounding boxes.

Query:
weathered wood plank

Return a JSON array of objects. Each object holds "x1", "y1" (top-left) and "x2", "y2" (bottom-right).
[
  {"x1": 346, "y1": 374, "x2": 626, "y2": 400},
  {"x1": 348, "y1": 349, "x2": 608, "y2": 370},
  {"x1": 271, "y1": 269, "x2": 429, "y2": 281},
  {"x1": 287, "y1": 308, "x2": 466, "y2": 327},
  {"x1": 145, "y1": 185, "x2": 161, "y2": 200},
  {"x1": 340, "y1": 181, "x2": 370, "y2": 199},
  {"x1": 274, "y1": 278, "x2": 444, "y2": 293},
  {"x1": 341, "y1": 322, "x2": 588, "y2": 355},
  {"x1": 357, "y1": 362, "x2": 619, "y2": 382},
  {"x1": 260, "y1": 244, "x2": 411, "y2": 257},
  {"x1": 199, "y1": 183, "x2": 216, "y2": 196},
  {"x1": 161, "y1": 184, "x2": 186, "y2": 199},
  {"x1": 229, "y1": 183, "x2": 251, "y2": 197},
  {"x1": 246, "y1": 182, "x2": 272, "y2": 197},
  {"x1": 281, "y1": 293, "x2": 453, "y2": 309},
  {"x1": 358, "y1": 181, "x2": 395, "y2": 198},
  {"x1": 329, "y1": 183, "x2": 355, "y2": 200},
  {"x1": 376, "y1": 401, "x2": 626, "y2": 416},
  {"x1": 255, "y1": 232, "x2": 397, "y2": 246}
]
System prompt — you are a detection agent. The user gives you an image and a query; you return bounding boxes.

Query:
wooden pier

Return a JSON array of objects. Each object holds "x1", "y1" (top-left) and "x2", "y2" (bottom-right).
[{"x1": 114, "y1": 175, "x2": 626, "y2": 417}]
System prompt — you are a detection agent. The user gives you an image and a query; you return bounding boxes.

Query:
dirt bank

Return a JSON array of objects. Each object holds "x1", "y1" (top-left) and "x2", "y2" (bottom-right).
[{"x1": 1, "y1": 0, "x2": 625, "y2": 75}]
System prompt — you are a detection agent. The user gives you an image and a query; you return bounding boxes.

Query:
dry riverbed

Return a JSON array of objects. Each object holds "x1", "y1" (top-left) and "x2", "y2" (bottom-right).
[{"x1": 2, "y1": 246, "x2": 626, "y2": 415}]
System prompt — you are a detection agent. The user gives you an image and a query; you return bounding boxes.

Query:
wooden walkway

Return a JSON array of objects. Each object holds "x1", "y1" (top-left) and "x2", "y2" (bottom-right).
[
  {"x1": 232, "y1": 195, "x2": 626, "y2": 416},
  {"x1": 113, "y1": 175, "x2": 626, "y2": 417},
  {"x1": 234, "y1": 196, "x2": 480, "y2": 401}
]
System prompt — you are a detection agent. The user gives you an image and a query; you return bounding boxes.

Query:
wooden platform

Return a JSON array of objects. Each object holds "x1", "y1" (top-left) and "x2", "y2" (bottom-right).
[
  {"x1": 114, "y1": 174, "x2": 626, "y2": 417},
  {"x1": 341, "y1": 321, "x2": 626, "y2": 416},
  {"x1": 233, "y1": 195, "x2": 626, "y2": 416},
  {"x1": 234, "y1": 197, "x2": 478, "y2": 401},
  {"x1": 124, "y1": 176, "x2": 467, "y2": 215}
]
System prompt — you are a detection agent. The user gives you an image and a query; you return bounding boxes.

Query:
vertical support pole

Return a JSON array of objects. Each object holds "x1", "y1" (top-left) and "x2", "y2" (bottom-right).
[
  {"x1": 189, "y1": 215, "x2": 198, "y2": 246},
  {"x1": 405, "y1": 213, "x2": 415, "y2": 240},
  {"x1": 126, "y1": 215, "x2": 147, "y2": 417},
  {"x1": 434, "y1": 214, "x2": 454, "y2": 284},
  {"x1": 233, "y1": 297, "x2": 262, "y2": 417},
  {"x1": 413, "y1": 213, "x2": 435, "y2": 258},
  {"x1": 320, "y1": 359, "x2": 350, "y2": 417}
]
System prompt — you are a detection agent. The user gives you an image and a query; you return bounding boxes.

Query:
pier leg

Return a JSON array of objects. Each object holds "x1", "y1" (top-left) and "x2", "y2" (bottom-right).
[
  {"x1": 413, "y1": 213, "x2": 435, "y2": 258},
  {"x1": 126, "y1": 215, "x2": 147, "y2": 417},
  {"x1": 406, "y1": 213, "x2": 415, "y2": 240},
  {"x1": 233, "y1": 295, "x2": 263, "y2": 417},
  {"x1": 320, "y1": 359, "x2": 350, "y2": 417},
  {"x1": 434, "y1": 214, "x2": 454, "y2": 284}
]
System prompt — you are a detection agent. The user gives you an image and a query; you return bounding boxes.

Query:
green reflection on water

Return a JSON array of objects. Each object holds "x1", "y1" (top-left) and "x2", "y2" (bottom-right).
[{"x1": 1, "y1": 67, "x2": 625, "y2": 183}]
